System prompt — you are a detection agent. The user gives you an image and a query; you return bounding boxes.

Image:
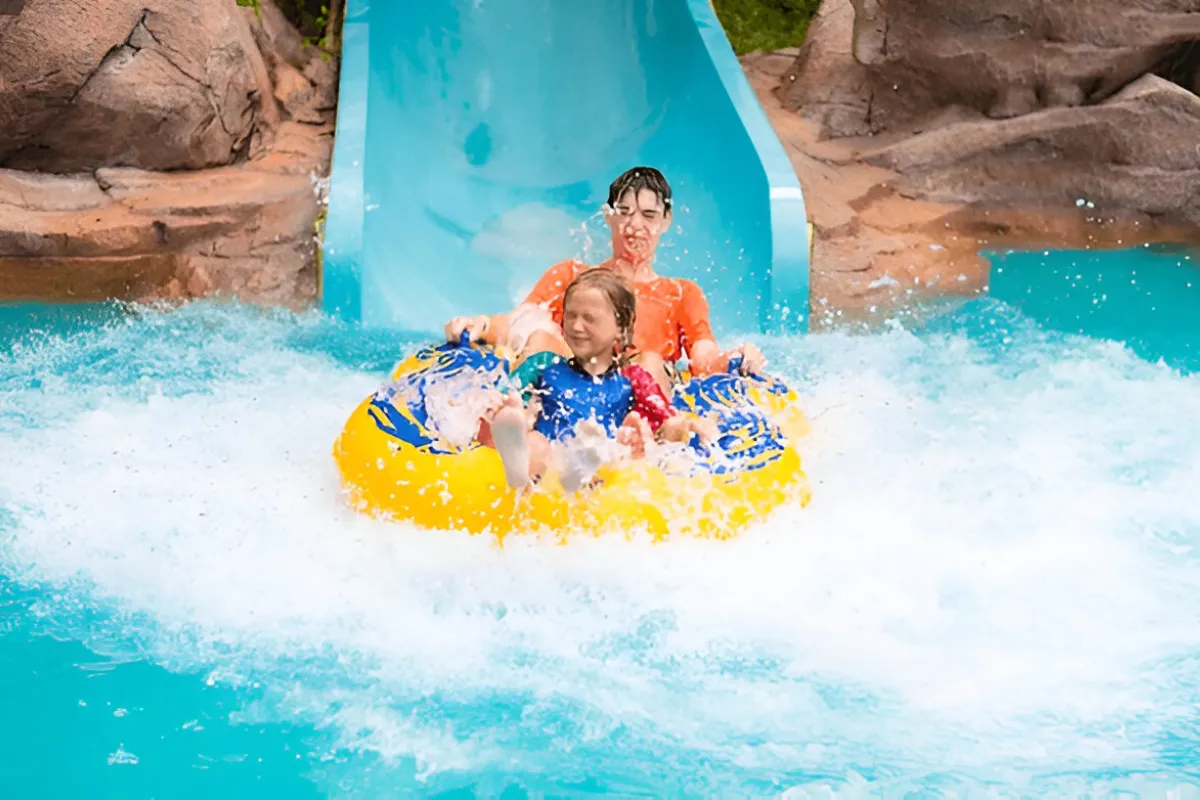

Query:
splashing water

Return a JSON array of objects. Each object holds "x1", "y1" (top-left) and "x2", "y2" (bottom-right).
[{"x1": 2, "y1": 293, "x2": 1200, "y2": 796}]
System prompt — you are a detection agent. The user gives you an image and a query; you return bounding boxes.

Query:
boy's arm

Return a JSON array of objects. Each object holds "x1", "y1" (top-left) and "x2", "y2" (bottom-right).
[
  {"x1": 444, "y1": 260, "x2": 578, "y2": 344},
  {"x1": 676, "y1": 280, "x2": 767, "y2": 375},
  {"x1": 678, "y1": 280, "x2": 721, "y2": 373}
]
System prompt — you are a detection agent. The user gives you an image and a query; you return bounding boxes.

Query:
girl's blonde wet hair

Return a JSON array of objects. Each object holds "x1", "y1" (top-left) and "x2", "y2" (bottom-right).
[{"x1": 562, "y1": 268, "x2": 637, "y2": 360}]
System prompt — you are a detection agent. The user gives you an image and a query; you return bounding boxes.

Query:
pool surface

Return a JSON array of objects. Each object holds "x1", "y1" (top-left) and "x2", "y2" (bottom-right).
[{"x1": 3, "y1": 248, "x2": 1200, "y2": 797}]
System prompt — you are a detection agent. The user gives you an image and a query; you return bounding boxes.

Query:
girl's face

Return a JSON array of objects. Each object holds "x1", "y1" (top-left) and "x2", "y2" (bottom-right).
[{"x1": 562, "y1": 286, "x2": 622, "y2": 365}]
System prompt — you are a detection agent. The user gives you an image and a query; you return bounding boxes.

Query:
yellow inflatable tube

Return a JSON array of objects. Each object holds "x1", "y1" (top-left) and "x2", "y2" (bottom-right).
[{"x1": 333, "y1": 339, "x2": 811, "y2": 541}]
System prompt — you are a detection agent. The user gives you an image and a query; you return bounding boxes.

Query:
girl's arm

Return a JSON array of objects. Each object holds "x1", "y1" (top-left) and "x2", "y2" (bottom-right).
[{"x1": 622, "y1": 363, "x2": 676, "y2": 432}]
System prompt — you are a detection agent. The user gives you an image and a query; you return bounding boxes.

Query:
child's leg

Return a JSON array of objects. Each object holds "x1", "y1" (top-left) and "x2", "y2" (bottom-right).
[
  {"x1": 504, "y1": 305, "x2": 571, "y2": 362},
  {"x1": 560, "y1": 419, "x2": 616, "y2": 493},
  {"x1": 522, "y1": 329, "x2": 573, "y2": 360},
  {"x1": 487, "y1": 394, "x2": 550, "y2": 488},
  {"x1": 474, "y1": 389, "x2": 507, "y2": 449}
]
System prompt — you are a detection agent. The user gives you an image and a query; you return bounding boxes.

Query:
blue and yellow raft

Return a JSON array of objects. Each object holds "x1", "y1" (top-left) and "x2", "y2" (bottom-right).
[{"x1": 333, "y1": 337, "x2": 812, "y2": 540}]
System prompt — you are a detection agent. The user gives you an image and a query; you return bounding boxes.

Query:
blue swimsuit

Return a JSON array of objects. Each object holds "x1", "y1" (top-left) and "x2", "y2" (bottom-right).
[{"x1": 530, "y1": 359, "x2": 633, "y2": 442}]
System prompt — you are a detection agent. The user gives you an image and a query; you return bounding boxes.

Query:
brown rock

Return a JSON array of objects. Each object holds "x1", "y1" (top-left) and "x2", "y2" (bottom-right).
[
  {"x1": 988, "y1": 83, "x2": 1041, "y2": 119},
  {"x1": 0, "y1": 120, "x2": 330, "y2": 308},
  {"x1": 778, "y1": 0, "x2": 873, "y2": 138},
  {"x1": 754, "y1": 0, "x2": 1200, "y2": 324},
  {"x1": 743, "y1": 41, "x2": 1200, "y2": 328},
  {"x1": 0, "y1": 254, "x2": 176, "y2": 301},
  {"x1": 864, "y1": 75, "x2": 1200, "y2": 227},
  {"x1": 95, "y1": 163, "x2": 316, "y2": 217},
  {"x1": 1042, "y1": 81, "x2": 1086, "y2": 109},
  {"x1": 740, "y1": 48, "x2": 801, "y2": 79},
  {"x1": 273, "y1": 62, "x2": 317, "y2": 119},
  {"x1": 305, "y1": 56, "x2": 340, "y2": 113},
  {"x1": 251, "y1": 121, "x2": 335, "y2": 175},
  {"x1": 0, "y1": 0, "x2": 277, "y2": 172},
  {"x1": 782, "y1": 0, "x2": 1200, "y2": 138},
  {"x1": 0, "y1": 0, "x2": 144, "y2": 157},
  {"x1": 0, "y1": 171, "x2": 108, "y2": 212},
  {"x1": 0, "y1": 0, "x2": 335, "y2": 310},
  {"x1": 185, "y1": 263, "x2": 213, "y2": 296},
  {"x1": 252, "y1": 0, "x2": 310, "y2": 72}
]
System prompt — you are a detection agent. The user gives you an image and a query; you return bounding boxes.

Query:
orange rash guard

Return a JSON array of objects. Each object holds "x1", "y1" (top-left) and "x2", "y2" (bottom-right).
[{"x1": 522, "y1": 260, "x2": 715, "y2": 364}]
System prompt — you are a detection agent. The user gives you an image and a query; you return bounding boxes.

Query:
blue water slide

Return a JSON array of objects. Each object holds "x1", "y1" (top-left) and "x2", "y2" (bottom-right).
[{"x1": 322, "y1": 0, "x2": 810, "y2": 337}]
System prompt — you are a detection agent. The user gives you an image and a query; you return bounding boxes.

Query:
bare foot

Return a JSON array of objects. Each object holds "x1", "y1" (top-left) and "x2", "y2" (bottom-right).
[
  {"x1": 490, "y1": 401, "x2": 531, "y2": 488},
  {"x1": 560, "y1": 419, "x2": 610, "y2": 493}
]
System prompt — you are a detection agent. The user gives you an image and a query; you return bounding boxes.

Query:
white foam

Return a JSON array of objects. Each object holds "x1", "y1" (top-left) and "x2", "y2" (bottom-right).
[{"x1": 3, "y1": 306, "x2": 1200, "y2": 789}]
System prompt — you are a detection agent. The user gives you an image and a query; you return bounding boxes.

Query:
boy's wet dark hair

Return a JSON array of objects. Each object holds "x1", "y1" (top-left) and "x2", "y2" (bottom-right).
[
  {"x1": 607, "y1": 166, "x2": 672, "y2": 214},
  {"x1": 563, "y1": 269, "x2": 638, "y2": 354}
]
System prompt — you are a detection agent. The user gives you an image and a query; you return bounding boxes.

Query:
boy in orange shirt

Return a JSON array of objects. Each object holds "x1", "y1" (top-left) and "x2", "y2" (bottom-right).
[{"x1": 444, "y1": 167, "x2": 767, "y2": 393}]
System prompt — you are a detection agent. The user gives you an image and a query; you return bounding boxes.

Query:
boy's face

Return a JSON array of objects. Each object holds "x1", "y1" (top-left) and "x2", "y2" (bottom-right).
[
  {"x1": 606, "y1": 188, "x2": 670, "y2": 261},
  {"x1": 562, "y1": 286, "x2": 621, "y2": 364}
]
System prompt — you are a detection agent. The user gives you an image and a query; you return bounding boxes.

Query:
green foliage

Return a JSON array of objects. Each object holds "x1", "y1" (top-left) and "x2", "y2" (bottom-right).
[
  {"x1": 711, "y1": 0, "x2": 820, "y2": 55},
  {"x1": 234, "y1": 0, "x2": 262, "y2": 19},
  {"x1": 275, "y1": 0, "x2": 332, "y2": 48},
  {"x1": 253, "y1": 0, "x2": 807, "y2": 57},
  {"x1": 313, "y1": 204, "x2": 327, "y2": 282}
]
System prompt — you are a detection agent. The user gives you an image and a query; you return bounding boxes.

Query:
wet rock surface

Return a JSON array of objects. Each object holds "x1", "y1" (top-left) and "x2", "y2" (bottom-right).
[
  {"x1": 751, "y1": 0, "x2": 1200, "y2": 324},
  {"x1": 0, "y1": 0, "x2": 335, "y2": 307}
]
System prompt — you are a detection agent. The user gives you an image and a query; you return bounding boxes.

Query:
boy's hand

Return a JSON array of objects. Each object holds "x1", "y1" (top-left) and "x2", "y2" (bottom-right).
[
  {"x1": 444, "y1": 314, "x2": 490, "y2": 343},
  {"x1": 727, "y1": 342, "x2": 767, "y2": 375},
  {"x1": 689, "y1": 414, "x2": 720, "y2": 442}
]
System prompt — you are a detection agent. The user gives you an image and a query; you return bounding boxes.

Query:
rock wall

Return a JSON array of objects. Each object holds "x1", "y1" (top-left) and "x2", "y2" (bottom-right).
[
  {"x1": 7, "y1": 0, "x2": 1198, "y2": 319},
  {"x1": 0, "y1": 0, "x2": 335, "y2": 307},
  {"x1": 758, "y1": 0, "x2": 1200, "y2": 324},
  {"x1": 784, "y1": 0, "x2": 1200, "y2": 137}
]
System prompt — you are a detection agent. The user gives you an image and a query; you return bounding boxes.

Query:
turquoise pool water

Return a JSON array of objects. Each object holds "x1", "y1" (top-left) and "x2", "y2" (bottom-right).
[{"x1": 3, "y1": 247, "x2": 1200, "y2": 797}]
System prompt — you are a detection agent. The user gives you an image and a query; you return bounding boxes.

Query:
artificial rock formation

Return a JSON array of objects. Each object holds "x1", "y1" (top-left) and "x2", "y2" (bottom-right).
[
  {"x1": 782, "y1": 0, "x2": 1200, "y2": 138},
  {"x1": 0, "y1": 0, "x2": 278, "y2": 171},
  {"x1": 751, "y1": 0, "x2": 1200, "y2": 324},
  {"x1": 0, "y1": 0, "x2": 335, "y2": 306}
]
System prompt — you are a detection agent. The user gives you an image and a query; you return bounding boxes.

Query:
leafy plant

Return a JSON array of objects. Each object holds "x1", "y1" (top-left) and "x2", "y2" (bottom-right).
[
  {"x1": 711, "y1": 0, "x2": 820, "y2": 55},
  {"x1": 275, "y1": 0, "x2": 331, "y2": 46},
  {"x1": 244, "y1": 0, "x2": 338, "y2": 55}
]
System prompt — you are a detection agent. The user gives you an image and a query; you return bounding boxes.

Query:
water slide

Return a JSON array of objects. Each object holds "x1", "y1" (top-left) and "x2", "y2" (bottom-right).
[{"x1": 321, "y1": 0, "x2": 810, "y2": 338}]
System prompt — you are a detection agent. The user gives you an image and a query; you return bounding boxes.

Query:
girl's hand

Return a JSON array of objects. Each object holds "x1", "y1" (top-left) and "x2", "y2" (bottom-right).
[
  {"x1": 659, "y1": 413, "x2": 717, "y2": 444},
  {"x1": 658, "y1": 414, "x2": 690, "y2": 443},
  {"x1": 617, "y1": 412, "x2": 653, "y2": 458}
]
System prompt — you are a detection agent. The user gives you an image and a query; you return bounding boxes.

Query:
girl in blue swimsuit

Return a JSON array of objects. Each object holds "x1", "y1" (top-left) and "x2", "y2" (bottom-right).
[{"x1": 480, "y1": 269, "x2": 715, "y2": 491}]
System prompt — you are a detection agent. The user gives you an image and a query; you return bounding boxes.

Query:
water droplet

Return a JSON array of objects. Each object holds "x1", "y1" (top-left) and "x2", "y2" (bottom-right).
[{"x1": 107, "y1": 745, "x2": 139, "y2": 766}]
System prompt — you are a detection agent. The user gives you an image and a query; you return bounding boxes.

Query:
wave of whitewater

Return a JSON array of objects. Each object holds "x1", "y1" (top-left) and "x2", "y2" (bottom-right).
[{"x1": 3, "y1": 300, "x2": 1200, "y2": 796}]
